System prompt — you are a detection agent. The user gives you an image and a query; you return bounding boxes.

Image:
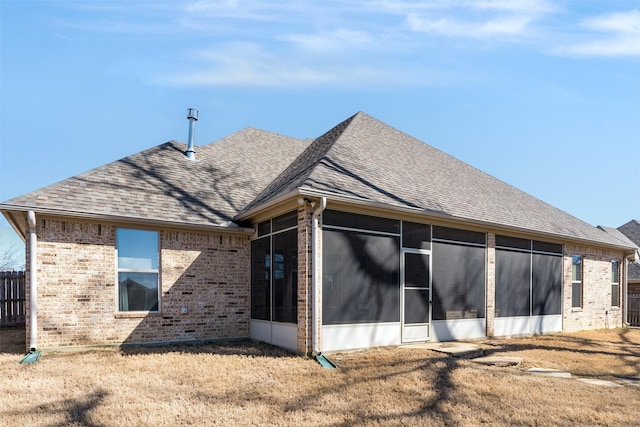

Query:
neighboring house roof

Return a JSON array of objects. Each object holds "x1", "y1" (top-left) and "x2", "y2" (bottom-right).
[
  {"x1": 0, "y1": 111, "x2": 633, "y2": 250},
  {"x1": 617, "y1": 220, "x2": 640, "y2": 281},
  {"x1": 1, "y1": 128, "x2": 310, "y2": 233},
  {"x1": 629, "y1": 262, "x2": 640, "y2": 283},
  {"x1": 619, "y1": 220, "x2": 640, "y2": 246}
]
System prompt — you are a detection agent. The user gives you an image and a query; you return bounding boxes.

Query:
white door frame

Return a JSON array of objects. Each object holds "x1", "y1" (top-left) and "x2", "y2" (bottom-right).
[{"x1": 401, "y1": 248, "x2": 432, "y2": 343}]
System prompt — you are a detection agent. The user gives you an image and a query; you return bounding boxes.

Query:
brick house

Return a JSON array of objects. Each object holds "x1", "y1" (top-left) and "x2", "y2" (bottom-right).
[
  {"x1": 1, "y1": 112, "x2": 636, "y2": 354},
  {"x1": 616, "y1": 220, "x2": 640, "y2": 294}
]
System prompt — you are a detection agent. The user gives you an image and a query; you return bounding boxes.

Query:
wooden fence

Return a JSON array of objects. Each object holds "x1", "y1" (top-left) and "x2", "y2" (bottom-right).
[
  {"x1": 629, "y1": 294, "x2": 640, "y2": 327},
  {"x1": 0, "y1": 271, "x2": 25, "y2": 327}
]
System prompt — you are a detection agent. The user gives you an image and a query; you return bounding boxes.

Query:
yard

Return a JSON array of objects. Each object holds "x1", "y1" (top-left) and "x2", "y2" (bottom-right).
[{"x1": 1, "y1": 329, "x2": 639, "y2": 426}]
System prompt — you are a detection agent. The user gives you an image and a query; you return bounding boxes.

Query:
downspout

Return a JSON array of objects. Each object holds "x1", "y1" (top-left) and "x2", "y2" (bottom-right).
[
  {"x1": 623, "y1": 253, "x2": 634, "y2": 327},
  {"x1": 28, "y1": 211, "x2": 37, "y2": 352},
  {"x1": 311, "y1": 197, "x2": 326, "y2": 355}
]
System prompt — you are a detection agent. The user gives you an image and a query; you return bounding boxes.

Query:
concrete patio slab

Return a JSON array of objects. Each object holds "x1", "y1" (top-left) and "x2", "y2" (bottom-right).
[
  {"x1": 618, "y1": 376, "x2": 640, "y2": 387},
  {"x1": 577, "y1": 378, "x2": 622, "y2": 387},
  {"x1": 472, "y1": 356, "x2": 523, "y2": 367},
  {"x1": 404, "y1": 342, "x2": 483, "y2": 358},
  {"x1": 526, "y1": 368, "x2": 571, "y2": 378}
]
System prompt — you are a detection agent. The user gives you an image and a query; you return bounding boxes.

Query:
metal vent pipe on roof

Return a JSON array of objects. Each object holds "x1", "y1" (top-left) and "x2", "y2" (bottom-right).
[{"x1": 186, "y1": 108, "x2": 198, "y2": 160}]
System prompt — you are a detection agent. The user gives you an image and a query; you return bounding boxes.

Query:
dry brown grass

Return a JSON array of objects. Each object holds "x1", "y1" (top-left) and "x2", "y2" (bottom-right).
[{"x1": 1, "y1": 329, "x2": 639, "y2": 426}]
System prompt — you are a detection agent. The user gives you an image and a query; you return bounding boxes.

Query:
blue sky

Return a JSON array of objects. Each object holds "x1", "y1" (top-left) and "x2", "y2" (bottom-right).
[{"x1": 1, "y1": 0, "x2": 639, "y2": 268}]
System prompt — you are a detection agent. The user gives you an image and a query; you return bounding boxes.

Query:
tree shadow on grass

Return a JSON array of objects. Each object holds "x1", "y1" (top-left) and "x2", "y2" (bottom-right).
[
  {"x1": 119, "y1": 338, "x2": 297, "y2": 359},
  {"x1": 5, "y1": 389, "x2": 107, "y2": 427}
]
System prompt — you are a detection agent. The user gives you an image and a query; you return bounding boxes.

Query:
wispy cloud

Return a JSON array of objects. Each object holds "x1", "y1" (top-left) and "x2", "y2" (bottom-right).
[
  {"x1": 402, "y1": 0, "x2": 554, "y2": 39},
  {"x1": 154, "y1": 42, "x2": 387, "y2": 87},
  {"x1": 553, "y1": 10, "x2": 640, "y2": 57},
  {"x1": 407, "y1": 15, "x2": 532, "y2": 38}
]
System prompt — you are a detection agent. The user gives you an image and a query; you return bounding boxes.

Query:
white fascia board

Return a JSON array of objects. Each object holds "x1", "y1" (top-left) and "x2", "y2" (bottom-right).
[
  {"x1": 295, "y1": 188, "x2": 637, "y2": 253},
  {"x1": 0, "y1": 204, "x2": 254, "y2": 235}
]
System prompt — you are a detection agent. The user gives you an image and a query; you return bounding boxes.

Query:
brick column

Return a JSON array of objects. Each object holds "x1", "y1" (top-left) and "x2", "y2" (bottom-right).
[
  {"x1": 296, "y1": 201, "x2": 313, "y2": 355},
  {"x1": 486, "y1": 232, "x2": 496, "y2": 337}
]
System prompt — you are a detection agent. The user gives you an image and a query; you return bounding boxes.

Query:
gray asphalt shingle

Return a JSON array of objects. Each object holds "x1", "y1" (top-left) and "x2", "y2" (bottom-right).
[{"x1": 0, "y1": 112, "x2": 632, "y2": 249}]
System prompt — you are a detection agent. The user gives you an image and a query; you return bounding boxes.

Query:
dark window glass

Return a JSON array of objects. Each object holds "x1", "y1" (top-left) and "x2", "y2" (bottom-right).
[
  {"x1": 404, "y1": 289, "x2": 430, "y2": 324},
  {"x1": 532, "y1": 253, "x2": 562, "y2": 315},
  {"x1": 323, "y1": 210, "x2": 400, "y2": 234},
  {"x1": 612, "y1": 284, "x2": 620, "y2": 307},
  {"x1": 572, "y1": 282, "x2": 583, "y2": 308},
  {"x1": 251, "y1": 237, "x2": 271, "y2": 320},
  {"x1": 403, "y1": 221, "x2": 431, "y2": 250},
  {"x1": 257, "y1": 220, "x2": 271, "y2": 237},
  {"x1": 495, "y1": 249, "x2": 531, "y2": 317},
  {"x1": 432, "y1": 241, "x2": 485, "y2": 320},
  {"x1": 496, "y1": 235, "x2": 530, "y2": 250},
  {"x1": 433, "y1": 226, "x2": 485, "y2": 245},
  {"x1": 532, "y1": 240, "x2": 562, "y2": 254},
  {"x1": 273, "y1": 211, "x2": 297, "y2": 232},
  {"x1": 611, "y1": 260, "x2": 619, "y2": 283},
  {"x1": 272, "y1": 229, "x2": 298, "y2": 323},
  {"x1": 323, "y1": 229, "x2": 400, "y2": 324},
  {"x1": 118, "y1": 272, "x2": 159, "y2": 311},
  {"x1": 405, "y1": 253, "x2": 430, "y2": 288}
]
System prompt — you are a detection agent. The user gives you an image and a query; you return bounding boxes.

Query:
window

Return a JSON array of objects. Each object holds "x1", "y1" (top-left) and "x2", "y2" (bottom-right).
[
  {"x1": 571, "y1": 255, "x2": 582, "y2": 308},
  {"x1": 251, "y1": 212, "x2": 298, "y2": 323},
  {"x1": 116, "y1": 229, "x2": 159, "y2": 312},
  {"x1": 611, "y1": 260, "x2": 620, "y2": 307}
]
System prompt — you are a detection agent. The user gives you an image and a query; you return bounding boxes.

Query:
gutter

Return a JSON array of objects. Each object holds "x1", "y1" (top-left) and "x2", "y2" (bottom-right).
[
  {"x1": 311, "y1": 197, "x2": 326, "y2": 355},
  {"x1": 297, "y1": 187, "x2": 636, "y2": 252},
  {"x1": 623, "y1": 253, "x2": 635, "y2": 327},
  {"x1": 0, "y1": 205, "x2": 254, "y2": 236}
]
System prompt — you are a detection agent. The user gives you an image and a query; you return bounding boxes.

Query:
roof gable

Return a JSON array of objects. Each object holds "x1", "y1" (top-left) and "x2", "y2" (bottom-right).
[
  {"x1": 619, "y1": 220, "x2": 640, "y2": 246},
  {"x1": 244, "y1": 112, "x2": 624, "y2": 246},
  {"x1": 2, "y1": 128, "x2": 310, "y2": 226}
]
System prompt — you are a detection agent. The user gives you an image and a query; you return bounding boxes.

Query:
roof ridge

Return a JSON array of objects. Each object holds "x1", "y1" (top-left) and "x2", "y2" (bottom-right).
[{"x1": 238, "y1": 113, "x2": 359, "y2": 214}]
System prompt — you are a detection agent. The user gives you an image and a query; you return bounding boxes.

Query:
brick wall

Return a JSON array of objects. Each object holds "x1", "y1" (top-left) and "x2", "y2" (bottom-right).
[
  {"x1": 27, "y1": 216, "x2": 251, "y2": 349},
  {"x1": 563, "y1": 244, "x2": 624, "y2": 332}
]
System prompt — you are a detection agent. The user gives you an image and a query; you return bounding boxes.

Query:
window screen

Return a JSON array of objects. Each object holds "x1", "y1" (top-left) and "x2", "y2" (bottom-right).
[
  {"x1": 432, "y1": 241, "x2": 485, "y2": 320},
  {"x1": 404, "y1": 289, "x2": 430, "y2": 324},
  {"x1": 323, "y1": 210, "x2": 400, "y2": 234},
  {"x1": 272, "y1": 230, "x2": 297, "y2": 323},
  {"x1": 402, "y1": 221, "x2": 431, "y2": 250},
  {"x1": 495, "y1": 249, "x2": 531, "y2": 317},
  {"x1": 251, "y1": 237, "x2": 271, "y2": 320},
  {"x1": 433, "y1": 226, "x2": 485, "y2": 245},
  {"x1": 532, "y1": 253, "x2": 562, "y2": 315},
  {"x1": 323, "y1": 229, "x2": 400, "y2": 324}
]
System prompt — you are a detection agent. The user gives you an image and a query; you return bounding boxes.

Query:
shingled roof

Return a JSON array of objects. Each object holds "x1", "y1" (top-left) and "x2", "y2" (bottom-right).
[
  {"x1": 242, "y1": 112, "x2": 626, "y2": 247},
  {"x1": 0, "y1": 112, "x2": 632, "y2": 249},
  {"x1": 617, "y1": 220, "x2": 640, "y2": 281},
  {"x1": 1, "y1": 128, "x2": 310, "y2": 231}
]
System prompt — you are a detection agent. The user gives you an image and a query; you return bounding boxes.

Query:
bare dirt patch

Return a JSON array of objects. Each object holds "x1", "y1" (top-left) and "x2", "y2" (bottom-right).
[{"x1": 1, "y1": 329, "x2": 639, "y2": 426}]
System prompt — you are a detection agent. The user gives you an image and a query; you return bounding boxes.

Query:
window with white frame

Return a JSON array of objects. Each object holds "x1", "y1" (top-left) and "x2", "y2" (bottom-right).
[
  {"x1": 571, "y1": 255, "x2": 582, "y2": 308},
  {"x1": 116, "y1": 229, "x2": 160, "y2": 312},
  {"x1": 611, "y1": 260, "x2": 620, "y2": 307}
]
